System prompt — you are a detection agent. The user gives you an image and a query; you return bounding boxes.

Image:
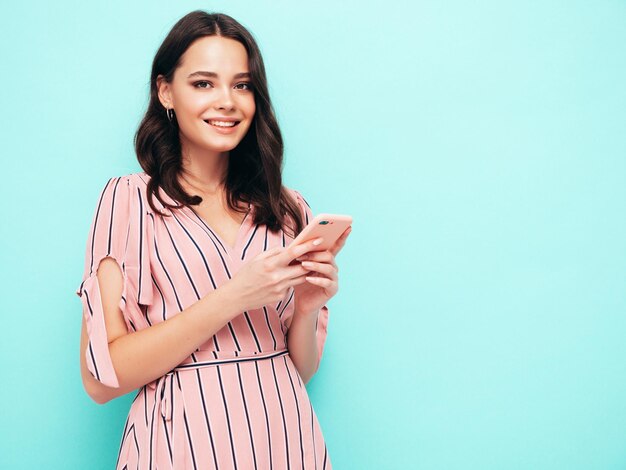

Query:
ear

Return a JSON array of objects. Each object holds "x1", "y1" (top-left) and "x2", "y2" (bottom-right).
[{"x1": 156, "y1": 74, "x2": 173, "y2": 109}]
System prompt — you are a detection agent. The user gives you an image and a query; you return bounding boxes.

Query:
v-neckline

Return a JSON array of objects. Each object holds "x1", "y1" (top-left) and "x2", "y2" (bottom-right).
[
  {"x1": 144, "y1": 172, "x2": 255, "y2": 260},
  {"x1": 187, "y1": 203, "x2": 253, "y2": 258}
]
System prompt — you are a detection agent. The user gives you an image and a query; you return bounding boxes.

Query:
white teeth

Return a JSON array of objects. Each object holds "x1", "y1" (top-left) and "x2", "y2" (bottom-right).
[{"x1": 207, "y1": 120, "x2": 237, "y2": 127}]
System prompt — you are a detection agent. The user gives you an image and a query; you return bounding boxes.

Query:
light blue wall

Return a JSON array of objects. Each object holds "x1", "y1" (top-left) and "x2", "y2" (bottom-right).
[{"x1": 1, "y1": 1, "x2": 625, "y2": 468}]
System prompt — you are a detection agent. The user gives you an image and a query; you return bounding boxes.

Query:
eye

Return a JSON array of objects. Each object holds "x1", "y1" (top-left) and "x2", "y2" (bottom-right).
[
  {"x1": 235, "y1": 82, "x2": 253, "y2": 91},
  {"x1": 193, "y1": 81, "x2": 212, "y2": 89}
]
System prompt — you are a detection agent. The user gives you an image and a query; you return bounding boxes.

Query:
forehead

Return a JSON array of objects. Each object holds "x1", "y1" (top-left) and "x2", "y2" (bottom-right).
[{"x1": 178, "y1": 36, "x2": 249, "y2": 74}]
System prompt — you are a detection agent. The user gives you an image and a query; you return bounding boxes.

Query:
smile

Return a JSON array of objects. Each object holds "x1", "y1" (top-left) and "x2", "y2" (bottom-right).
[
  {"x1": 204, "y1": 120, "x2": 240, "y2": 127},
  {"x1": 203, "y1": 119, "x2": 241, "y2": 134}
]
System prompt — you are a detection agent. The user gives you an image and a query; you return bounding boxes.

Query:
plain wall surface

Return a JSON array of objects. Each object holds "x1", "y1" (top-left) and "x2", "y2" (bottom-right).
[{"x1": 1, "y1": 1, "x2": 625, "y2": 468}]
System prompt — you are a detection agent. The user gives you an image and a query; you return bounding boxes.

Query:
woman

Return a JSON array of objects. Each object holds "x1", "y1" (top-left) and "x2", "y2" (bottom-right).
[{"x1": 76, "y1": 10, "x2": 350, "y2": 469}]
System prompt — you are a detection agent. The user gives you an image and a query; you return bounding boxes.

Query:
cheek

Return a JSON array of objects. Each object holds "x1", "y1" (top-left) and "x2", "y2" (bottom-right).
[
  {"x1": 243, "y1": 97, "x2": 256, "y2": 118},
  {"x1": 232, "y1": 90, "x2": 254, "y2": 108},
  {"x1": 182, "y1": 97, "x2": 209, "y2": 115},
  {"x1": 176, "y1": 88, "x2": 206, "y2": 111}
]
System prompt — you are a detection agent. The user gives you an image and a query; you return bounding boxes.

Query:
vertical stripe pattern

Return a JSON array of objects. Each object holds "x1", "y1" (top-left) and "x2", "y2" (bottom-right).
[{"x1": 76, "y1": 172, "x2": 332, "y2": 469}]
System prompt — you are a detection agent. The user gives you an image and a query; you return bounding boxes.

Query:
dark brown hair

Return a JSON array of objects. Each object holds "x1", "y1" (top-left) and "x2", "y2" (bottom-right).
[{"x1": 134, "y1": 10, "x2": 304, "y2": 238}]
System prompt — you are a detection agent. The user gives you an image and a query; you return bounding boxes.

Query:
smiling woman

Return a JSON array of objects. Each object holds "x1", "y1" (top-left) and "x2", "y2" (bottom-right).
[
  {"x1": 76, "y1": 9, "x2": 343, "y2": 470},
  {"x1": 155, "y1": 35, "x2": 257, "y2": 159}
]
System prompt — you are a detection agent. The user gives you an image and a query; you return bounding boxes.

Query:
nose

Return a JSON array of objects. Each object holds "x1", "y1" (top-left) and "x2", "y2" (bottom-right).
[{"x1": 214, "y1": 84, "x2": 235, "y2": 110}]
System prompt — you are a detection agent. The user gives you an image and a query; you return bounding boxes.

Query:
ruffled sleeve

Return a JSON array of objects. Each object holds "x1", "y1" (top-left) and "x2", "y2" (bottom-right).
[
  {"x1": 75, "y1": 175, "x2": 154, "y2": 388},
  {"x1": 291, "y1": 188, "x2": 331, "y2": 369}
]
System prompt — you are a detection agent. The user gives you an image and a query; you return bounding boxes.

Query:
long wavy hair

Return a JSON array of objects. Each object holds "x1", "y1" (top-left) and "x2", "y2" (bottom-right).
[{"x1": 134, "y1": 10, "x2": 304, "y2": 238}]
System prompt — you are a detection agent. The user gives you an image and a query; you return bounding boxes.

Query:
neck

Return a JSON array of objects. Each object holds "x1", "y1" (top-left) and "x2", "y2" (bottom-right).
[{"x1": 178, "y1": 140, "x2": 230, "y2": 195}]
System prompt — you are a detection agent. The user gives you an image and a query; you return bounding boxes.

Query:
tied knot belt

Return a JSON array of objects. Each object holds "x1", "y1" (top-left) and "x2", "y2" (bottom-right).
[{"x1": 146, "y1": 348, "x2": 290, "y2": 423}]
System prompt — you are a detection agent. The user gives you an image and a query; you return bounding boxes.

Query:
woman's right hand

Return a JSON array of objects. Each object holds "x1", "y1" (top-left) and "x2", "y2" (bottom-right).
[{"x1": 223, "y1": 237, "x2": 325, "y2": 312}]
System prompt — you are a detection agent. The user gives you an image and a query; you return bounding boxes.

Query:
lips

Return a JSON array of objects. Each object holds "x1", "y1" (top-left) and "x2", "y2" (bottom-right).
[
  {"x1": 203, "y1": 120, "x2": 241, "y2": 134},
  {"x1": 203, "y1": 120, "x2": 241, "y2": 127},
  {"x1": 204, "y1": 121, "x2": 241, "y2": 129}
]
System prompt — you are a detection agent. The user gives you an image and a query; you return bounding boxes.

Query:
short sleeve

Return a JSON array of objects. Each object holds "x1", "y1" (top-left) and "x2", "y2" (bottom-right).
[
  {"x1": 75, "y1": 176, "x2": 154, "y2": 388},
  {"x1": 291, "y1": 188, "x2": 331, "y2": 371}
]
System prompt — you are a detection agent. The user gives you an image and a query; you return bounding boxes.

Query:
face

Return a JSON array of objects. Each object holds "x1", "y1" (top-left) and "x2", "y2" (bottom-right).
[{"x1": 157, "y1": 36, "x2": 256, "y2": 156}]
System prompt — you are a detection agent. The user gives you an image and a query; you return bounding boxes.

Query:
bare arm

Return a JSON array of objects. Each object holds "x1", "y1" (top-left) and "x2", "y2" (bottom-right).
[
  {"x1": 286, "y1": 308, "x2": 320, "y2": 384},
  {"x1": 80, "y1": 257, "x2": 242, "y2": 404}
]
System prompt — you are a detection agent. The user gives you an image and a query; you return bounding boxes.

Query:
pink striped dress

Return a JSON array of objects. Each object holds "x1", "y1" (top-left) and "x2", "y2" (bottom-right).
[{"x1": 76, "y1": 172, "x2": 332, "y2": 469}]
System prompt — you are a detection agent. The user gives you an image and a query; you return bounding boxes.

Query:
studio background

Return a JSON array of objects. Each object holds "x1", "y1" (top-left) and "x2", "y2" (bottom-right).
[{"x1": 1, "y1": 1, "x2": 625, "y2": 469}]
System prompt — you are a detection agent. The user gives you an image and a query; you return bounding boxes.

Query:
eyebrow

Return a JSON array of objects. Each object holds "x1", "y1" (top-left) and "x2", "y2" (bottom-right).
[{"x1": 187, "y1": 71, "x2": 251, "y2": 79}]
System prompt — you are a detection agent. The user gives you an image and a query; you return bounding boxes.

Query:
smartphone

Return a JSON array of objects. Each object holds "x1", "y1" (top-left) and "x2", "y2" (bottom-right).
[{"x1": 288, "y1": 213, "x2": 353, "y2": 252}]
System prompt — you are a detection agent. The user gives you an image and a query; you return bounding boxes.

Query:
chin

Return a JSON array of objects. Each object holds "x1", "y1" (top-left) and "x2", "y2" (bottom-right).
[{"x1": 204, "y1": 141, "x2": 241, "y2": 152}]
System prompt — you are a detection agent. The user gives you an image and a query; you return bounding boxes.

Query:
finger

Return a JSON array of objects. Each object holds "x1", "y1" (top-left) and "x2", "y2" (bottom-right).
[
  {"x1": 301, "y1": 260, "x2": 337, "y2": 279},
  {"x1": 284, "y1": 260, "x2": 317, "y2": 281},
  {"x1": 286, "y1": 272, "x2": 309, "y2": 287},
  {"x1": 295, "y1": 251, "x2": 338, "y2": 271},
  {"x1": 296, "y1": 249, "x2": 332, "y2": 262},
  {"x1": 304, "y1": 275, "x2": 333, "y2": 288},
  {"x1": 281, "y1": 237, "x2": 325, "y2": 265}
]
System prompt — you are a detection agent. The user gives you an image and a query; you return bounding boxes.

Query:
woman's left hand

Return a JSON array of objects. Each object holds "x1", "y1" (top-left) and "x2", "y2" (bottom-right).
[{"x1": 293, "y1": 225, "x2": 352, "y2": 316}]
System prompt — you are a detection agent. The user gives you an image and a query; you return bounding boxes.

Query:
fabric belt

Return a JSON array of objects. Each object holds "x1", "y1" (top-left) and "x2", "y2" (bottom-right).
[
  {"x1": 148, "y1": 348, "x2": 289, "y2": 420},
  {"x1": 174, "y1": 348, "x2": 290, "y2": 372}
]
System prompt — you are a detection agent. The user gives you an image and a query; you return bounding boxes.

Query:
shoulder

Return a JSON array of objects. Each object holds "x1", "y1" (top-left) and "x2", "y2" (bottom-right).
[
  {"x1": 99, "y1": 172, "x2": 148, "y2": 189},
  {"x1": 119, "y1": 171, "x2": 151, "y2": 189},
  {"x1": 284, "y1": 186, "x2": 309, "y2": 207},
  {"x1": 100, "y1": 172, "x2": 154, "y2": 214}
]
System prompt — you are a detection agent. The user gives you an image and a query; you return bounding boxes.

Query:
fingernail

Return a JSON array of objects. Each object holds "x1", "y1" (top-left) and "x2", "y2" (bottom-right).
[{"x1": 313, "y1": 238, "x2": 323, "y2": 246}]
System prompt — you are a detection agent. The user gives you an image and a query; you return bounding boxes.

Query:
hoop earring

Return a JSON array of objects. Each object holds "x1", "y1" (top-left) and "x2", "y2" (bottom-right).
[{"x1": 167, "y1": 108, "x2": 175, "y2": 122}]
